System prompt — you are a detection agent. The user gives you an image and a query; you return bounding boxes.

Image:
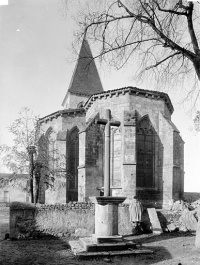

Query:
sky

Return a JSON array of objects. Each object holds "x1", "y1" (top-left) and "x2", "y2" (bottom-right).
[{"x1": 0, "y1": 0, "x2": 200, "y2": 192}]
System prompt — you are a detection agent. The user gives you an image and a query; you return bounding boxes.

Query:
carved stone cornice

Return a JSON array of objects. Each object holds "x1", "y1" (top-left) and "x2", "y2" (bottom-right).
[
  {"x1": 38, "y1": 108, "x2": 85, "y2": 124},
  {"x1": 84, "y1": 86, "x2": 174, "y2": 114}
]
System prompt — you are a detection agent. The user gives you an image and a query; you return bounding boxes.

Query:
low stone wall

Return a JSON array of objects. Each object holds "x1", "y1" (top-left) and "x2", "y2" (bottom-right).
[
  {"x1": 10, "y1": 202, "x2": 95, "y2": 239},
  {"x1": 10, "y1": 202, "x2": 136, "y2": 239},
  {"x1": 0, "y1": 205, "x2": 10, "y2": 240},
  {"x1": 184, "y1": 192, "x2": 200, "y2": 203},
  {"x1": 10, "y1": 201, "x2": 195, "y2": 239}
]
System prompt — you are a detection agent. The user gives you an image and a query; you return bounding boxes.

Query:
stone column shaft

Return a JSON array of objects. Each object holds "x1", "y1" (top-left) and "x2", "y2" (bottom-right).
[
  {"x1": 104, "y1": 114, "x2": 111, "y2": 197},
  {"x1": 122, "y1": 111, "x2": 137, "y2": 199}
]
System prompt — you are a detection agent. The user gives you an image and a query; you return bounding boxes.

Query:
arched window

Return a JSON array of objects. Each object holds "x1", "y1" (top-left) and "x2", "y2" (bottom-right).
[
  {"x1": 136, "y1": 115, "x2": 154, "y2": 188},
  {"x1": 67, "y1": 127, "x2": 79, "y2": 201},
  {"x1": 37, "y1": 134, "x2": 48, "y2": 166},
  {"x1": 45, "y1": 127, "x2": 55, "y2": 171}
]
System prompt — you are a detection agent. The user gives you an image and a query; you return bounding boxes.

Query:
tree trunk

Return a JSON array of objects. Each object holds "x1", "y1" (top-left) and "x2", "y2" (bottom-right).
[
  {"x1": 28, "y1": 149, "x2": 35, "y2": 203},
  {"x1": 193, "y1": 59, "x2": 200, "y2": 81},
  {"x1": 30, "y1": 158, "x2": 34, "y2": 203},
  {"x1": 34, "y1": 174, "x2": 40, "y2": 204}
]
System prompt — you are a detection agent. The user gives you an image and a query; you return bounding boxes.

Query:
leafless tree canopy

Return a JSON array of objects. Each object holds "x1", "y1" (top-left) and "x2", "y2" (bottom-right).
[
  {"x1": 0, "y1": 107, "x2": 38, "y2": 174},
  {"x1": 75, "y1": 0, "x2": 200, "y2": 99},
  {"x1": 0, "y1": 108, "x2": 66, "y2": 202}
]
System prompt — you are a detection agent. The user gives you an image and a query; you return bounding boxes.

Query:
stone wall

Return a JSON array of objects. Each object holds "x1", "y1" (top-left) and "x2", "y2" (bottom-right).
[
  {"x1": 64, "y1": 92, "x2": 89, "y2": 109},
  {"x1": 184, "y1": 192, "x2": 200, "y2": 203},
  {"x1": 111, "y1": 127, "x2": 122, "y2": 195},
  {"x1": 0, "y1": 205, "x2": 9, "y2": 240},
  {"x1": 10, "y1": 202, "x2": 95, "y2": 239},
  {"x1": 10, "y1": 201, "x2": 198, "y2": 240},
  {"x1": 37, "y1": 110, "x2": 86, "y2": 204},
  {"x1": 10, "y1": 202, "x2": 140, "y2": 239},
  {"x1": 84, "y1": 89, "x2": 180, "y2": 206},
  {"x1": 36, "y1": 87, "x2": 183, "y2": 207},
  {"x1": 0, "y1": 188, "x2": 29, "y2": 203}
]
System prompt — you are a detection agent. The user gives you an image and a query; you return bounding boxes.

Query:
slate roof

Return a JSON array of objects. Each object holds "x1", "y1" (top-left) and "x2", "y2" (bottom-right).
[{"x1": 62, "y1": 39, "x2": 103, "y2": 106}]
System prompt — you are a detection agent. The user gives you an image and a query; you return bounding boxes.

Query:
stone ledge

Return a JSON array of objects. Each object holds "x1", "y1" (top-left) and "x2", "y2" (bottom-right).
[
  {"x1": 92, "y1": 235, "x2": 123, "y2": 244},
  {"x1": 69, "y1": 239, "x2": 154, "y2": 257},
  {"x1": 10, "y1": 202, "x2": 36, "y2": 210},
  {"x1": 89, "y1": 196, "x2": 126, "y2": 205}
]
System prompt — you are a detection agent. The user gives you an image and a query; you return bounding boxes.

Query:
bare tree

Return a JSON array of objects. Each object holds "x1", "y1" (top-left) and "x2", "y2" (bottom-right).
[
  {"x1": 0, "y1": 108, "x2": 38, "y2": 202},
  {"x1": 0, "y1": 108, "x2": 38, "y2": 174},
  {"x1": 74, "y1": 0, "x2": 200, "y2": 101},
  {"x1": 0, "y1": 108, "x2": 66, "y2": 203}
]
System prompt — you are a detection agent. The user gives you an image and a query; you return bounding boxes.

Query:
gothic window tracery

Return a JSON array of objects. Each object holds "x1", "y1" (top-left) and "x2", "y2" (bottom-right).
[
  {"x1": 45, "y1": 127, "x2": 56, "y2": 171},
  {"x1": 136, "y1": 115, "x2": 154, "y2": 188},
  {"x1": 67, "y1": 127, "x2": 79, "y2": 201}
]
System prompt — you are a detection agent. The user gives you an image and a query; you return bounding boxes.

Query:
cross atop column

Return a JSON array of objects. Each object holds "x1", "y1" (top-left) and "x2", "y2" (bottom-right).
[{"x1": 95, "y1": 109, "x2": 120, "y2": 197}]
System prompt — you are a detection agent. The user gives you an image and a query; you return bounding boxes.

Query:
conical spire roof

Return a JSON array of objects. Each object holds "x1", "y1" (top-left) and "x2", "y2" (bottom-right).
[{"x1": 62, "y1": 39, "x2": 103, "y2": 106}]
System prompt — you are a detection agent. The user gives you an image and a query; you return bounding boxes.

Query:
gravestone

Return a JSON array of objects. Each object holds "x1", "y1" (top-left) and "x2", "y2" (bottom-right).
[{"x1": 147, "y1": 208, "x2": 163, "y2": 235}]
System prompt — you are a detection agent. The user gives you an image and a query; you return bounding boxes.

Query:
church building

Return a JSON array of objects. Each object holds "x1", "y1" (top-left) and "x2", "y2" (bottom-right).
[{"x1": 37, "y1": 39, "x2": 184, "y2": 209}]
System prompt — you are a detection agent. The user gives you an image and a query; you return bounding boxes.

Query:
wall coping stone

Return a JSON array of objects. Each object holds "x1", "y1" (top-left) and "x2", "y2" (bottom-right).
[
  {"x1": 10, "y1": 202, "x2": 95, "y2": 211},
  {"x1": 10, "y1": 202, "x2": 36, "y2": 210}
]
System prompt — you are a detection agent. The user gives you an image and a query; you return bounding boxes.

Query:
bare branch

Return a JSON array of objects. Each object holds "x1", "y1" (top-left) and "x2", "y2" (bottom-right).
[
  {"x1": 117, "y1": 0, "x2": 149, "y2": 23},
  {"x1": 153, "y1": 0, "x2": 187, "y2": 16},
  {"x1": 92, "y1": 38, "x2": 161, "y2": 60},
  {"x1": 117, "y1": 0, "x2": 196, "y2": 60},
  {"x1": 186, "y1": 2, "x2": 200, "y2": 55},
  {"x1": 75, "y1": 0, "x2": 200, "y2": 101}
]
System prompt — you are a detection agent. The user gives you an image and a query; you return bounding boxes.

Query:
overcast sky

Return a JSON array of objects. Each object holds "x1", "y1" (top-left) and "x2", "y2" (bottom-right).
[{"x1": 0, "y1": 0, "x2": 200, "y2": 192}]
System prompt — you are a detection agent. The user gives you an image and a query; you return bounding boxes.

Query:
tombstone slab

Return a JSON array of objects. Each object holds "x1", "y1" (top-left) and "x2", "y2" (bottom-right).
[{"x1": 147, "y1": 208, "x2": 163, "y2": 235}]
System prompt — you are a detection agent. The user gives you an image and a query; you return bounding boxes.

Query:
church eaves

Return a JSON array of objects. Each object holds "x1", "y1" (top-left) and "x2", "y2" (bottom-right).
[
  {"x1": 84, "y1": 87, "x2": 174, "y2": 114},
  {"x1": 62, "y1": 39, "x2": 103, "y2": 106}
]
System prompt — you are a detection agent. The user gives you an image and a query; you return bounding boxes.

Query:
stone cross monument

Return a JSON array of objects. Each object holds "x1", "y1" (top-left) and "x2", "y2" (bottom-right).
[
  {"x1": 90, "y1": 109, "x2": 126, "y2": 241},
  {"x1": 95, "y1": 109, "x2": 120, "y2": 196}
]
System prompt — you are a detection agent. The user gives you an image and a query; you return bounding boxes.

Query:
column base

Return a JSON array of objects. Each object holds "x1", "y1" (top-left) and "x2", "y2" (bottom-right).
[{"x1": 90, "y1": 196, "x2": 126, "y2": 237}]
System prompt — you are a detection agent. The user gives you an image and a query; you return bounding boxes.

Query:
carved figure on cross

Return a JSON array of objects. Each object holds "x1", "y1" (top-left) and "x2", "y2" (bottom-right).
[{"x1": 95, "y1": 109, "x2": 121, "y2": 197}]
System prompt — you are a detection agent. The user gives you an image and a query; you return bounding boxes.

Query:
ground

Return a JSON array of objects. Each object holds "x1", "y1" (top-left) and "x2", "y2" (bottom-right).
[{"x1": 1, "y1": 232, "x2": 200, "y2": 265}]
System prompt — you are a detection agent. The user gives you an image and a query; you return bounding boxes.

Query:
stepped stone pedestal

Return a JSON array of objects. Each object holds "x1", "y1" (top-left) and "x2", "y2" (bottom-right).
[
  {"x1": 90, "y1": 196, "x2": 126, "y2": 239},
  {"x1": 69, "y1": 196, "x2": 154, "y2": 257}
]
